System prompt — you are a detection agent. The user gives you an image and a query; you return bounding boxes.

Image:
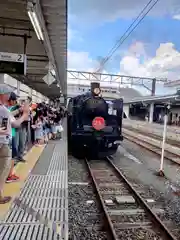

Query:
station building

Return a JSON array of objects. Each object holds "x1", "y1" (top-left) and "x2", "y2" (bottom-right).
[{"x1": 124, "y1": 91, "x2": 180, "y2": 125}]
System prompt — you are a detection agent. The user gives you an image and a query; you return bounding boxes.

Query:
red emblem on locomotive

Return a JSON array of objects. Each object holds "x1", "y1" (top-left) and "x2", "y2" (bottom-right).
[{"x1": 92, "y1": 117, "x2": 105, "y2": 130}]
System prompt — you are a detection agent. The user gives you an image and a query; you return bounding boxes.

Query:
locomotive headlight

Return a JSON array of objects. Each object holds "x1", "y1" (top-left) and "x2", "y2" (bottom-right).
[{"x1": 94, "y1": 87, "x2": 101, "y2": 95}]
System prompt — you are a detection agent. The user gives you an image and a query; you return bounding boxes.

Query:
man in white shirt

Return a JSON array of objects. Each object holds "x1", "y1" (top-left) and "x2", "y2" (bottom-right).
[{"x1": 0, "y1": 84, "x2": 29, "y2": 204}]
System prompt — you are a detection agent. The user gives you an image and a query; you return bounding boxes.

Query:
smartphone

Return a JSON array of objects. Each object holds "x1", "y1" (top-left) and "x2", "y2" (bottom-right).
[{"x1": 1, "y1": 118, "x2": 8, "y2": 130}]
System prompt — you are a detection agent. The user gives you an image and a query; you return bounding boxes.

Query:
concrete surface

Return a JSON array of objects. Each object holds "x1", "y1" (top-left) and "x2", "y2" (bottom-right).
[
  {"x1": 123, "y1": 119, "x2": 180, "y2": 142},
  {"x1": 113, "y1": 139, "x2": 180, "y2": 195},
  {"x1": 123, "y1": 128, "x2": 180, "y2": 160}
]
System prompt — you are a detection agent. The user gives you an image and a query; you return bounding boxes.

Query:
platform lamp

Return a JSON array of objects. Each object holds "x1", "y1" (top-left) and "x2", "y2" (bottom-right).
[{"x1": 27, "y1": 1, "x2": 44, "y2": 41}]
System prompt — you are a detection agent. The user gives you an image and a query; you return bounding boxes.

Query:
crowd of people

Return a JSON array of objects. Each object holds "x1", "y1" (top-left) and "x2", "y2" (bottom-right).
[{"x1": 0, "y1": 84, "x2": 65, "y2": 204}]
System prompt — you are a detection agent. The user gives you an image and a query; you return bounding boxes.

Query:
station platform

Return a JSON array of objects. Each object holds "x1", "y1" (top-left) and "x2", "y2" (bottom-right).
[
  {"x1": 124, "y1": 118, "x2": 180, "y2": 132},
  {"x1": 123, "y1": 118, "x2": 180, "y2": 141},
  {"x1": 0, "y1": 129, "x2": 68, "y2": 239}
]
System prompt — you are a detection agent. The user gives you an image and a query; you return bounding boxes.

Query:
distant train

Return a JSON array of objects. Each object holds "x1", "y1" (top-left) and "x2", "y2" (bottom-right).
[{"x1": 67, "y1": 82, "x2": 123, "y2": 159}]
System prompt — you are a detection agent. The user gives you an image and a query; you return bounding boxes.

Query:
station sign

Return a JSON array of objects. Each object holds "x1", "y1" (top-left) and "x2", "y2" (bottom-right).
[
  {"x1": 0, "y1": 52, "x2": 27, "y2": 75},
  {"x1": 43, "y1": 72, "x2": 55, "y2": 86}
]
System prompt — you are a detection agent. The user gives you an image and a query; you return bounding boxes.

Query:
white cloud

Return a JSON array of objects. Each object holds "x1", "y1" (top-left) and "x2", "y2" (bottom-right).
[
  {"x1": 68, "y1": 42, "x2": 180, "y2": 95},
  {"x1": 119, "y1": 42, "x2": 180, "y2": 94},
  {"x1": 120, "y1": 42, "x2": 180, "y2": 80},
  {"x1": 69, "y1": 0, "x2": 180, "y2": 25},
  {"x1": 68, "y1": 42, "x2": 180, "y2": 80},
  {"x1": 68, "y1": 51, "x2": 115, "y2": 86},
  {"x1": 68, "y1": 51, "x2": 110, "y2": 73},
  {"x1": 68, "y1": 51, "x2": 97, "y2": 71},
  {"x1": 173, "y1": 15, "x2": 180, "y2": 20}
]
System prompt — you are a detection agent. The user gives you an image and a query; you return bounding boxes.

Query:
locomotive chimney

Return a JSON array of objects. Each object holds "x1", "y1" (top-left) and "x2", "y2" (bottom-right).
[{"x1": 91, "y1": 82, "x2": 101, "y2": 96}]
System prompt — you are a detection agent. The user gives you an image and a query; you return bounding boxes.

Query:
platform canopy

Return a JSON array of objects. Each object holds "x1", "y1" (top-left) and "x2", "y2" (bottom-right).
[
  {"x1": 124, "y1": 93, "x2": 179, "y2": 104},
  {"x1": 0, "y1": 0, "x2": 67, "y2": 99}
]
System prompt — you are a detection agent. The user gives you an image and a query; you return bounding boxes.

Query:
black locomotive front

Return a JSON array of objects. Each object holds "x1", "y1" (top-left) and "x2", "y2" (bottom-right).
[{"x1": 68, "y1": 91, "x2": 123, "y2": 159}]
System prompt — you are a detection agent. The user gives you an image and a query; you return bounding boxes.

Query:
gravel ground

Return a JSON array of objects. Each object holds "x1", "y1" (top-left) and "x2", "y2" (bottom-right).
[
  {"x1": 119, "y1": 139, "x2": 180, "y2": 186},
  {"x1": 68, "y1": 146, "x2": 180, "y2": 239},
  {"x1": 113, "y1": 140, "x2": 180, "y2": 239},
  {"x1": 111, "y1": 213, "x2": 150, "y2": 223},
  {"x1": 68, "y1": 185, "x2": 102, "y2": 226},
  {"x1": 116, "y1": 228, "x2": 163, "y2": 240},
  {"x1": 68, "y1": 155, "x2": 88, "y2": 182},
  {"x1": 68, "y1": 227, "x2": 107, "y2": 240},
  {"x1": 68, "y1": 156, "x2": 107, "y2": 239}
]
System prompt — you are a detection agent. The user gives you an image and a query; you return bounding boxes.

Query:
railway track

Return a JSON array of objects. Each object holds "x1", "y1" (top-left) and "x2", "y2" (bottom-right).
[
  {"x1": 85, "y1": 157, "x2": 177, "y2": 240},
  {"x1": 123, "y1": 126, "x2": 180, "y2": 148},
  {"x1": 122, "y1": 129, "x2": 180, "y2": 165}
]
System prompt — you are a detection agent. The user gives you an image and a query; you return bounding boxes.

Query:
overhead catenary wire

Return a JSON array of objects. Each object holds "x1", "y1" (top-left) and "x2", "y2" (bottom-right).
[
  {"x1": 96, "y1": 0, "x2": 154, "y2": 70},
  {"x1": 96, "y1": 0, "x2": 160, "y2": 72},
  {"x1": 96, "y1": 0, "x2": 159, "y2": 72}
]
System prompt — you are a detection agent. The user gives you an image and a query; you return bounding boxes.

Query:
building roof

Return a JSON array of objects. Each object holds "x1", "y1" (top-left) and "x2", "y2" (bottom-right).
[
  {"x1": 67, "y1": 83, "x2": 142, "y2": 101},
  {"x1": 119, "y1": 88, "x2": 142, "y2": 100},
  {"x1": 0, "y1": 0, "x2": 67, "y2": 98},
  {"x1": 124, "y1": 93, "x2": 179, "y2": 104}
]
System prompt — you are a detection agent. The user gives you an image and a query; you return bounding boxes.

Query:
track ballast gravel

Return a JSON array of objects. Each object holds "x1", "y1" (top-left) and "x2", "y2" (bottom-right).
[{"x1": 68, "y1": 156, "x2": 107, "y2": 239}]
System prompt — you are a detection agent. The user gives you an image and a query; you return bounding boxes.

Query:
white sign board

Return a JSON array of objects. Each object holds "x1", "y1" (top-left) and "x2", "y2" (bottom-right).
[
  {"x1": 43, "y1": 72, "x2": 55, "y2": 86},
  {"x1": 0, "y1": 52, "x2": 25, "y2": 63}
]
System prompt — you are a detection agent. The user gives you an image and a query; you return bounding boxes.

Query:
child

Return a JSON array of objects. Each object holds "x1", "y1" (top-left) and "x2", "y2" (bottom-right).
[
  {"x1": 43, "y1": 116, "x2": 49, "y2": 143},
  {"x1": 32, "y1": 116, "x2": 44, "y2": 145},
  {"x1": 50, "y1": 117, "x2": 57, "y2": 140}
]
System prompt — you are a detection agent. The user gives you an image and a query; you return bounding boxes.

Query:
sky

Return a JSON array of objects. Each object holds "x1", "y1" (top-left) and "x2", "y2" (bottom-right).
[{"x1": 68, "y1": 0, "x2": 180, "y2": 95}]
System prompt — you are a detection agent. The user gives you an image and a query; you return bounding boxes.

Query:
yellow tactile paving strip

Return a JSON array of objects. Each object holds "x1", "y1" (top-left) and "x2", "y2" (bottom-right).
[{"x1": 0, "y1": 145, "x2": 45, "y2": 220}]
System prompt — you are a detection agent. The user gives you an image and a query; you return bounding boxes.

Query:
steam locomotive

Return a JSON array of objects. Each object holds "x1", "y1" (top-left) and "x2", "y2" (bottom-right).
[{"x1": 67, "y1": 82, "x2": 123, "y2": 159}]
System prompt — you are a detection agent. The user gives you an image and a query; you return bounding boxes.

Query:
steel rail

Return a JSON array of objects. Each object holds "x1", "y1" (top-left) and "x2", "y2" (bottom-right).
[
  {"x1": 123, "y1": 132, "x2": 180, "y2": 165},
  {"x1": 106, "y1": 157, "x2": 177, "y2": 240},
  {"x1": 123, "y1": 126, "x2": 180, "y2": 148},
  {"x1": 85, "y1": 159, "x2": 118, "y2": 239}
]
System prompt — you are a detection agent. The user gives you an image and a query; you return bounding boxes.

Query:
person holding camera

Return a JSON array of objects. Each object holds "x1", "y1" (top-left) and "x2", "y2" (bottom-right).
[{"x1": 0, "y1": 84, "x2": 29, "y2": 204}]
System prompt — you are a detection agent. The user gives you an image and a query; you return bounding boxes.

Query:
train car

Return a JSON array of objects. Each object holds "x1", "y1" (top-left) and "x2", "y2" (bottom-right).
[{"x1": 67, "y1": 83, "x2": 123, "y2": 159}]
